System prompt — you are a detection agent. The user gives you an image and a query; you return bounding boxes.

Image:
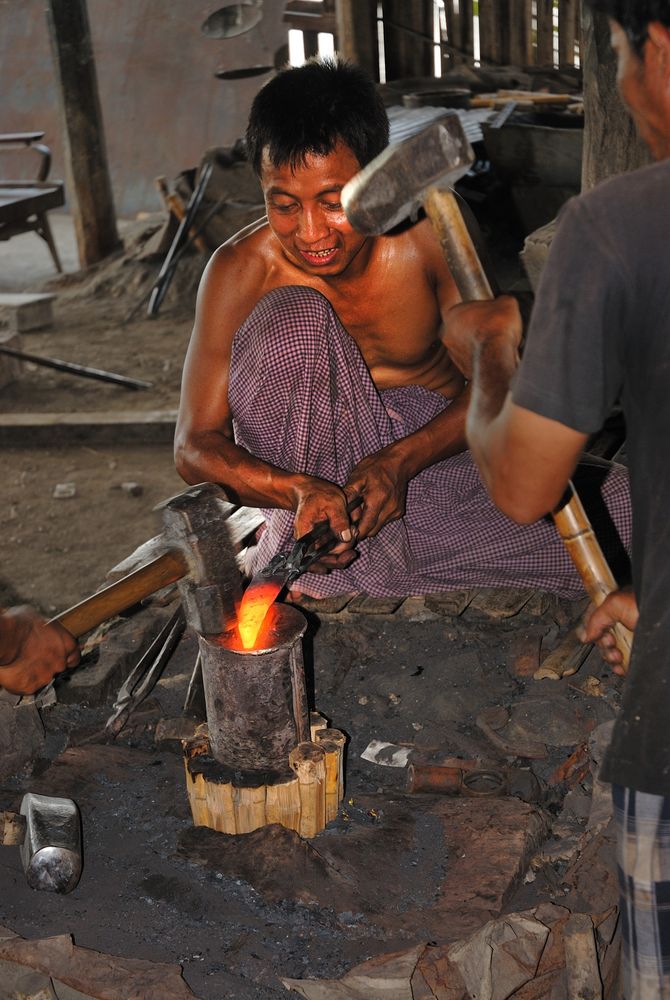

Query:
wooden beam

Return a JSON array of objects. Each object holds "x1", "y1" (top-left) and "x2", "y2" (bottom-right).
[
  {"x1": 381, "y1": 0, "x2": 434, "y2": 81},
  {"x1": 478, "y1": 0, "x2": 502, "y2": 66},
  {"x1": 46, "y1": 0, "x2": 120, "y2": 267},
  {"x1": 508, "y1": 0, "x2": 533, "y2": 67},
  {"x1": 558, "y1": 0, "x2": 578, "y2": 66},
  {"x1": 581, "y1": 2, "x2": 651, "y2": 190},
  {"x1": 335, "y1": 0, "x2": 379, "y2": 78},
  {"x1": 536, "y1": 0, "x2": 555, "y2": 66},
  {"x1": 459, "y1": 0, "x2": 474, "y2": 61}
]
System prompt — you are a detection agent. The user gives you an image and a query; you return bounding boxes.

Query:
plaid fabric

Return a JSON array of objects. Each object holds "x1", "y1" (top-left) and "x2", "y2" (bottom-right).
[
  {"x1": 228, "y1": 285, "x2": 631, "y2": 598},
  {"x1": 613, "y1": 784, "x2": 670, "y2": 998}
]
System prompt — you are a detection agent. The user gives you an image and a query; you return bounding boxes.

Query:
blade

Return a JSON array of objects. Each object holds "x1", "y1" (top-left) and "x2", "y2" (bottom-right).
[{"x1": 237, "y1": 573, "x2": 287, "y2": 649}]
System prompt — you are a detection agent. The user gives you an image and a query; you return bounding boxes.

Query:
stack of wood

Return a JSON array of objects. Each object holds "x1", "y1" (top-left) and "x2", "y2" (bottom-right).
[{"x1": 183, "y1": 712, "x2": 346, "y2": 838}]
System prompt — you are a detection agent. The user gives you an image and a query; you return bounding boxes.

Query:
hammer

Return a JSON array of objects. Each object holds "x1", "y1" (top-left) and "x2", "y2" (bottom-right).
[
  {"x1": 342, "y1": 118, "x2": 632, "y2": 668},
  {"x1": 1, "y1": 792, "x2": 82, "y2": 893},
  {"x1": 50, "y1": 482, "x2": 245, "y2": 641}
]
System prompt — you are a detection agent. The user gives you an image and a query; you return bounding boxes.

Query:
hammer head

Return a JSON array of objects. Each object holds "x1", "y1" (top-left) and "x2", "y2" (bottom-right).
[
  {"x1": 157, "y1": 482, "x2": 243, "y2": 635},
  {"x1": 19, "y1": 793, "x2": 82, "y2": 894},
  {"x1": 342, "y1": 115, "x2": 474, "y2": 235}
]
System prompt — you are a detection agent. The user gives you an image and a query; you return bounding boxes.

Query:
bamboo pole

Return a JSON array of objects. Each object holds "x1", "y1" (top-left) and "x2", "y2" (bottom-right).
[
  {"x1": 289, "y1": 742, "x2": 326, "y2": 838},
  {"x1": 309, "y1": 711, "x2": 328, "y2": 742},
  {"x1": 317, "y1": 728, "x2": 346, "y2": 803},
  {"x1": 316, "y1": 739, "x2": 340, "y2": 822},
  {"x1": 265, "y1": 778, "x2": 302, "y2": 832}
]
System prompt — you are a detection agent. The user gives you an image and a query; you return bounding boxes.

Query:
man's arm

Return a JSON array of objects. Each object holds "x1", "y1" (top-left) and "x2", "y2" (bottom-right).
[
  {"x1": 444, "y1": 298, "x2": 589, "y2": 523},
  {"x1": 0, "y1": 607, "x2": 79, "y2": 695},
  {"x1": 174, "y1": 241, "x2": 357, "y2": 554}
]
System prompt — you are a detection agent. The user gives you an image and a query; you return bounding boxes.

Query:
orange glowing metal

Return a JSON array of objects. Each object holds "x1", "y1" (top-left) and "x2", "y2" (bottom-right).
[{"x1": 237, "y1": 579, "x2": 284, "y2": 649}]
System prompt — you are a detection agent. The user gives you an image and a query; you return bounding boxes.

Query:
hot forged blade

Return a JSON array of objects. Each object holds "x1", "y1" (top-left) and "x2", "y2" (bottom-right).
[{"x1": 237, "y1": 573, "x2": 287, "y2": 649}]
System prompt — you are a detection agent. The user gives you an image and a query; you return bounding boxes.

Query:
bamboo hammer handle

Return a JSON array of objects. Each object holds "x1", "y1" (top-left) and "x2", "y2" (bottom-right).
[
  {"x1": 424, "y1": 187, "x2": 632, "y2": 670},
  {"x1": 52, "y1": 549, "x2": 188, "y2": 639}
]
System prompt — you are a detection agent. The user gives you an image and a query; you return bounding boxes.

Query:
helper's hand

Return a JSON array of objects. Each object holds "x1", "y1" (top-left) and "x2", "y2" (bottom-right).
[
  {"x1": 0, "y1": 606, "x2": 80, "y2": 695},
  {"x1": 293, "y1": 478, "x2": 360, "y2": 574},
  {"x1": 442, "y1": 296, "x2": 522, "y2": 379},
  {"x1": 345, "y1": 446, "x2": 409, "y2": 540},
  {"x1": 577, "y1": 588, "x2": 639, "y2": 676}
]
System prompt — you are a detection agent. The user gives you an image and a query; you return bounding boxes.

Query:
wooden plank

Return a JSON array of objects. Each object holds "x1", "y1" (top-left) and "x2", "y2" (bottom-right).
[
  {"x1": 535, "y1": 0, "x2": 555, "y2": 66},
  {"x1": 466, "y1": 587, "x2": 534, "y2": 620},
  {"x1": 346, "y1": 594, "x2": 405, "y2": 615},
  {"x1": 335, "y1": 0, "x2": 379, "y2": 79},
  {"x1": 558, "y1": 0, "x2": 578, "y2": 67},
  {"x1": 46, "y1": 0, "x2": 120, "y2": 266},
  {"x1": 423, "y1": 590, "x2": 475, "y2": 617}
]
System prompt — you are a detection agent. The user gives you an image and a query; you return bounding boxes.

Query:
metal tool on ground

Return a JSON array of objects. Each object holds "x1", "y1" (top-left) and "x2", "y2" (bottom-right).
[
  {"x1": 1, "y1": 793, "x2": 82, "y2": 893},
  {"x1": 407, "y1": 761, "x2": 545, "y2": 804},
  {"x1": 147, "y1": 161, "x2": 214, "y2": 317},
  {"x1": 50, "y1": 483, "x2": 243, "y2": 643},
  {"x1": 342, "y1": 117, "x2": 632, "y2": 670},
  {"x1": 237, "y1": 495, "x2": 364, "y2": 649},
  {"x1": 0, "y1": 343, "x2": 152, "y2": 390},
  {"x1": 104, "y1": 605, "x2": 186, "y2": 738}
]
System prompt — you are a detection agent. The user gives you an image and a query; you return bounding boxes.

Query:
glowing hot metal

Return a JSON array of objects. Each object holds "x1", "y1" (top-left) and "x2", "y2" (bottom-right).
[{"x1": 237, "y1": 579, "x2": 284, "y2": 649}]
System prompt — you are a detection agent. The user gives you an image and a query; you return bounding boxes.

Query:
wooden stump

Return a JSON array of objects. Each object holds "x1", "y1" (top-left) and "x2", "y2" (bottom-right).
[{"x1": 183, "y1": 722, "x2": 345, "y2": 838}]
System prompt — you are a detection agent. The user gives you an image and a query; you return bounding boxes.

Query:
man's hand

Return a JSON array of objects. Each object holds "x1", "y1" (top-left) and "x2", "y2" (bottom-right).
[
  {"x1": 293, "y1": 479, "x2": 360, "y2": 573},
  {"x1": 442, "y1": 296, "x2": 522, "y2": 379},
  {"x1": 0, "y1": 606, "x2": 80, "y2": 695},
  {"x1": 345, "y1": 446, "x2": 409, "y2": 540},
  {"x1": 578, "y1": 589, "x2": 639, "y2": 676}
]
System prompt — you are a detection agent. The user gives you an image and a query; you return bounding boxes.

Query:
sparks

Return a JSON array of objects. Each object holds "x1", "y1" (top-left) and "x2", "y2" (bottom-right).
[{"x1": 237, "y1": 580, "x2": 283, "y2": 649}]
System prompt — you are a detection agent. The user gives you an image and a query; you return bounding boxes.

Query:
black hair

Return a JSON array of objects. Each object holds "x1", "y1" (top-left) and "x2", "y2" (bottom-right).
[
  {"x1": 584, "y1": 0, "x2": 670, "y2": 56},
  {"x1": 245, "y1": 56, "x2": 390, "y2": 176}
]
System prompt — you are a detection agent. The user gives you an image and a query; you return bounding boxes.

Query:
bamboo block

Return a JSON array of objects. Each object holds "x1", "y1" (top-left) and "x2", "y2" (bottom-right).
[
  {"x1": 317, "y1": 739, "x2": 341, "y2": 822},
  {"x1": 309, "y1": 711, "x2": 328, "y2": 742},
  {"x1": 317, "y1": 728, "x2": 346, "y2": 802},
  {"x1": 265, "y1": 777, "x2": 302, "y2": 832},
  {"x1": 289, "y1": 742, "x2": 326, "y2": 838},
  {"x1": 233, "y1": 784, "x2": 267, "y2": 834}
]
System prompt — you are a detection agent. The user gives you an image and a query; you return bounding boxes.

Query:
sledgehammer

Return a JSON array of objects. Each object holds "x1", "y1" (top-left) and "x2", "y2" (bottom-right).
[
  {"x1": 342, "y1": 118, "x2": 632, "y2": 669},
  {"x1": 1, "y1": 792, "x2": 82, "y2": 893}
]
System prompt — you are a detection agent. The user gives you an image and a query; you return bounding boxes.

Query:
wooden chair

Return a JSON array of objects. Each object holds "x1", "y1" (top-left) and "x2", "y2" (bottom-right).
[{"x1": 0, "y1": 131, "x2": 65, "y2": 272}]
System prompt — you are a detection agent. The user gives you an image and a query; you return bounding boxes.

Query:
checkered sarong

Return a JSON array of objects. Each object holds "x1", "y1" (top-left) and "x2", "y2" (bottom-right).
[
  {"x1": 228, "y1": 286, "x2": 631, "y2": 598},
  {"x1": 613, "y1": 784, "x2": 670, "y2": 998}
]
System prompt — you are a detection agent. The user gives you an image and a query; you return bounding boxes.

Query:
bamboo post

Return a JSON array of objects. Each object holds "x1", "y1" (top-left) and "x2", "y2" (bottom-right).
[
  {"x1": 265, "y1": 778, "x2": 302, "y2": 832},
  {"x1": 316, "y1": 737, "x2": 341, "y2": 822},
  {"x1": 317, "y1": 727, "x2": 346, "y2": 805},
  {"x1": 233, "y1": 785, "x2": 267, "y2": 834},
  {"x1": 309, "y1": 711, "x2": 328, "y2": 742},
  {"x1": 290, "y1": 742, "x2": 326, "y2": 839}
]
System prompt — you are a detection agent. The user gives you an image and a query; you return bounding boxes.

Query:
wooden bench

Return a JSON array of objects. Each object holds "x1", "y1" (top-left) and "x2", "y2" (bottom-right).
[{"x1": 0, "y1": 132, "x2": 65, "y2": 272}]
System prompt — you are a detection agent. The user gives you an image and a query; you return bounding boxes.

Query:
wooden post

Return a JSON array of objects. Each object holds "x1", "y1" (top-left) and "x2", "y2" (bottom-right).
[
  {"x1": 335, "y1": 0, "x2": 379, "y2": 79},
  {"x1": 581, "y1": 2, "x2": 651, "y2": 191},
  {"x1": 478, "y1": 0, "x2": 502, "y2": 66},
  {"x1": 46, "y1": 0, "x2": 120, "y2": 267},
  {"x1": 381, "y1": 0, "x2": 434, "y2": 81},
  {"x1": 317, "y1": 728, "x2": 346, "y2": 820},
  {"x1": 508, "y1": 0, "x2": 533, "y2": 67},
  {"x1": 290, "y1": 742, "x2": 326, "y2": 839},
  {"x1": 265, "y1": 778, "x2": 302, "y2": 831},
  {"x1": 558, "y1": 0, "x2": 578, "y2": 67},
  {"x1": 459, "y1": 0, "x2": 474, "y2": 63},
  {"x1": 536, "y1": 0, "x2": 555, "y2": 67}
]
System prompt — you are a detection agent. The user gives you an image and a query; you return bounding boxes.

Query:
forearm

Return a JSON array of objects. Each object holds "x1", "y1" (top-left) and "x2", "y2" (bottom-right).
[
  {"x1": 465, "y1": 335, "x2": 519, "y2": 489},
  {"x1": 175, "y1": 428, "x2": 313, "y2": 510},
  {"x1": 385, "y1": 386, "x2": 470, "y2": 480}
]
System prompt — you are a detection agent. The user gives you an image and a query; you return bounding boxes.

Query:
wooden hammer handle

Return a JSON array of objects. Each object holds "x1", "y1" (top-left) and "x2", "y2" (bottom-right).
[
  {"x1": 53, "y1": 549, "x2": 188, "y2": 639},
  {"x1": 424, "y1": 187, "x2": 632, "y2": 670}
]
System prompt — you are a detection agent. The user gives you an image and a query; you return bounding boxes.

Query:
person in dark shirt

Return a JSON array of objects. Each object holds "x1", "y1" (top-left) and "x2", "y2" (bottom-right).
[
  {"x1": 443, "y1": 2, "x2": 670, "y2": 995},
  {"x1": 0, "y1": 605, "x2": 79, "y2": 694}
]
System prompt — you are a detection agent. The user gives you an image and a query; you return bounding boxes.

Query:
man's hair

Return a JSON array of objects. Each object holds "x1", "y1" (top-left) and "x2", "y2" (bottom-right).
[
  {"x1": 245, "y1": 56, "x2": 390, "y2": 176},
  {"x1": 584, "y1": 0, "x2": 670, "y2": 55}
]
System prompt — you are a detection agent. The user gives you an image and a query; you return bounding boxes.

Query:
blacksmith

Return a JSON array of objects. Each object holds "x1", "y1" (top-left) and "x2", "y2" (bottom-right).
[
  {"x1": 0, "y1": 605, "x2": 79, "y2": 694},
  {"x1": 175, "y1": 57, "x2": 630, "y2": 599},
  {"x1": 447, "y1": 2, "x2": 670, "y2": 994}
]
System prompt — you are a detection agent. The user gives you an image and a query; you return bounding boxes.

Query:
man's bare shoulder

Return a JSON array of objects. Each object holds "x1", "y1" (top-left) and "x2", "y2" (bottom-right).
[{"x1": 205, "y1": 221, "x2": 274, "y2": 289}]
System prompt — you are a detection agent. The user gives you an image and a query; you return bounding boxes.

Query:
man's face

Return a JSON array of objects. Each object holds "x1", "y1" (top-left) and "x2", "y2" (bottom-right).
[
  {"x1": 260, "y1": 141, "x2": 369, "y2": 277},
  {"x1": 610, "y1": 19, "x2": 670, "y2": 160}
]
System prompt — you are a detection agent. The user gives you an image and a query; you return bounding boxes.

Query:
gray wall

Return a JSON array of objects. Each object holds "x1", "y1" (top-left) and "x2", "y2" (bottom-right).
[{"x1": 0, "y1": 0, "x2": 287, "y2": 216}]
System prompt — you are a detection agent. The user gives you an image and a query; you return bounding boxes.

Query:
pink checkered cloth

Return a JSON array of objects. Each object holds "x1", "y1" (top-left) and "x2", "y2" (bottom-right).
[{"x1": 228, "y1": 286, "x2": 631, "y2": 599}]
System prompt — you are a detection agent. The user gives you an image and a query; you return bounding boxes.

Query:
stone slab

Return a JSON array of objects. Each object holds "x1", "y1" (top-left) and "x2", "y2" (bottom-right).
[{"x1": 0, "y1": 292, "x2": 55, "y2": 332}]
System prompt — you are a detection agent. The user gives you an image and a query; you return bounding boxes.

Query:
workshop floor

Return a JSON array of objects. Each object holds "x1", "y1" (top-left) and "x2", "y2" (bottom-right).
[{"x1": 0, "y1": 202, "x2": 622, "y2": 999}]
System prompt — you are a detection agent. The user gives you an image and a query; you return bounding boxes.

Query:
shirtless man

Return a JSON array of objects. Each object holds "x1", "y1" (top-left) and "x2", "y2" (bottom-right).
[{"x1": 175, "y1": 56, "x2": 630, "y2": 599}]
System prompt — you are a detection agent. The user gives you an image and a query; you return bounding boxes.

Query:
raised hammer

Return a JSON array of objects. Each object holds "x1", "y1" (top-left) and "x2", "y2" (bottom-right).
[
  {"x1": 51, "y1": 482, "x2": 244, "y2": 640},
  {"x1": 1, "y1": 792, "x2": 82, "y2": 893},
  {"x1": 342, "y1": 117, "x2": 632, "y2": 667}
]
